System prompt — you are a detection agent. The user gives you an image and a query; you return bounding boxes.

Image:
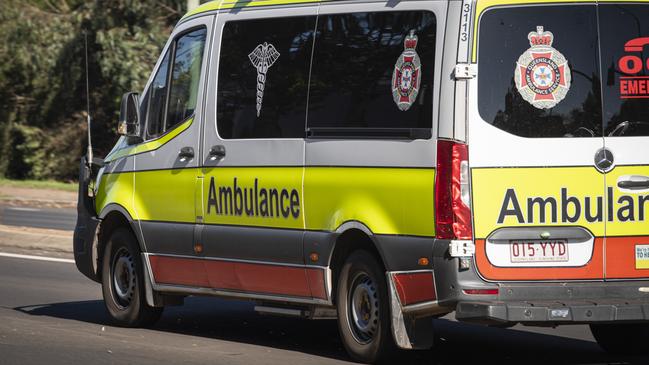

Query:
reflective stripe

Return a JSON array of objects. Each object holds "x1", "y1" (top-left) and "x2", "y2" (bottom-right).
[
  {"x1": 182, "y1": 0, "x2": 325, "y2": 20},
  {"x1": 104, "y1": 117, "x2": 194, "y2": 163}
]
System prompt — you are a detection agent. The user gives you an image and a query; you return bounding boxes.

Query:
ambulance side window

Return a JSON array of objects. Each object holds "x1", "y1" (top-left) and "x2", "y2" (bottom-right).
[
  {"x1": 166, "y1": 28, "x2": 207, "y2": 130},
  {"x1": 216, "y1": 16, "x2": 316, "y2": 139},
  {"x1": 145, "y1": 27, "x2": 207, "y2": 139},
  {"x1": 306, "y1": 11, "x2": 436, "y2": 136},
  {"x1": 146, "y1": 50, "x2": 171, "y2": 139},
  {"x1": 599, "y1": 4, "x2": 649, "y2": 137},
  {"x1": 478, "y1": 6, "x2": 602, "y2": 138}
]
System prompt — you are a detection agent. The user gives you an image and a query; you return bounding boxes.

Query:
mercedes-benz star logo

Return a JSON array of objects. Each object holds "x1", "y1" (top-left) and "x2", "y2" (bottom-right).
[{"x1": 594, "y1": 148, "x2": 614, "y2": 172}]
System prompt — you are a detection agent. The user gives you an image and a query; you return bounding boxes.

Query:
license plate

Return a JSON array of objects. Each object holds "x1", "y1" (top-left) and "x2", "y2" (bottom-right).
[{"x1": 509, "y1": 240, "x2": 569, "y2": 263}]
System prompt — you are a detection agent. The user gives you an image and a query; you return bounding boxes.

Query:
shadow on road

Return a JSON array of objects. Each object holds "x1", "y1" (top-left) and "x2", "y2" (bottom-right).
[{"x1": 14, "y1": 296, "x2": 649, "y2": 365}]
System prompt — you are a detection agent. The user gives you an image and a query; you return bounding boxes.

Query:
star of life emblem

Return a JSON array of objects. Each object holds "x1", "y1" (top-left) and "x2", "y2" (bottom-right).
[
  {"x1": 392, "y1": 30, "x2": 421, "y2": 111},
  {"x1": 249, "y1": 42, "x2": 280, "y2": 117},
  {"x1": 514, "y1": 26, "x2": 571, "y2": 109}
]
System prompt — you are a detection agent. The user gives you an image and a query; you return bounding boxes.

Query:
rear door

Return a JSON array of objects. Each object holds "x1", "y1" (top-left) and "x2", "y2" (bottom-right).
[
  {"x1": 469, "y1": 3, "x2": 607, "y2": 281},
  {"x1": 598, "y1": 3, "x2": 649, "y2": 279}
]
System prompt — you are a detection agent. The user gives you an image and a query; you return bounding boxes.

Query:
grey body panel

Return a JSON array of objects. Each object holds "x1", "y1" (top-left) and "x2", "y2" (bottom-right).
[
  {"x1": 455, "y1": 281, "x2": 649, "y2": 324},
  {"x1": 200, "y1": 224, "x2": 305, "y2": 265},
  {"x1": 139, "y1": 221, "x2": 196, "y2": 256}
]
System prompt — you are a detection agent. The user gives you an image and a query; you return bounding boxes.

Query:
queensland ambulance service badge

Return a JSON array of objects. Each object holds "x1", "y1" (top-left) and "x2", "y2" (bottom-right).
[
  {"x1": 514, "y1": 26, "x2": 571, "y2": 109},
  {"x1": 392, "y1": 30, "x2": 421, "y2": 111}
]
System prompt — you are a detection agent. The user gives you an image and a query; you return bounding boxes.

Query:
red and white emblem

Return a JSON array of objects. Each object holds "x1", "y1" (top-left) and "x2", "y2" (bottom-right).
[
  {"x1": 392, "y1": 30, "x2": 421, "y2": 111},
  {"x1": 514, "y1": 26, "x2": 571, "y2": 109}
]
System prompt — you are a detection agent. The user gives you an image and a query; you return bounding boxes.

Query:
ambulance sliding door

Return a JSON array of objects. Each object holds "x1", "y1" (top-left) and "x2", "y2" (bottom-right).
[
  {"x1": 198, "y1": 8, "x2": 317, "y2": 299},
  {"x1": 598, "y1": 4, "x2": 649, "y2": 280},
  {"x1": 469, "y1": 3, "x2": 607, "y2": 281}
]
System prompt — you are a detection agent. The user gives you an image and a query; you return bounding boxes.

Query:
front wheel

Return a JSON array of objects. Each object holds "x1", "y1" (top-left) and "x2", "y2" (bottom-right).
[
  {"x1": 336, "y1": 250, "x2": 394, "y2": 363},
  {"x1": 590, "y1": 323, "x2": 649, "y2": 355},
  {"x1": 101, "y1": 228, "x2": 162, "y2": 327}
]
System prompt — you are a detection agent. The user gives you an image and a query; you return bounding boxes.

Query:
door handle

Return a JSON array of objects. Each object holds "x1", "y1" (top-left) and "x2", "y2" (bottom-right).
[
  {"x1": 209, "y1": 145, "x2": 226, "y2": 161},
  {"x1": 178, "y1": 146, "x2": 194, "y2": 161},
  {"x1": 617, "y1": 175, "x2": 649, "y2": 190}
]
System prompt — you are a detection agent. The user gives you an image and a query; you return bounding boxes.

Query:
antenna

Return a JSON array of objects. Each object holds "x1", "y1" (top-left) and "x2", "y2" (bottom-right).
[{"x1": 84, "y1": 30, "x2": 93, "y2": 167}]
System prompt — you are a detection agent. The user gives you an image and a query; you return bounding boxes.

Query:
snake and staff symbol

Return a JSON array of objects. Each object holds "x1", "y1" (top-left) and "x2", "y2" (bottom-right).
[{"x1": 248, "y1": 42, "x2": 280, "y2": 117}]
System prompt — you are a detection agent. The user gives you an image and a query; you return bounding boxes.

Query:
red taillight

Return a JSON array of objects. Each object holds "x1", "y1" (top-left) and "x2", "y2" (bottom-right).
[{"x1": 435, "y1": 140, "x2": 473, "y2": 240}]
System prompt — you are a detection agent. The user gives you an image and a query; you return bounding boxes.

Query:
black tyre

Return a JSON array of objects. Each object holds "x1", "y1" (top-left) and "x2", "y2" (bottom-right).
[
  {"x1": 336, "y1": 250, "x2": 395, "y2": 363},
  {"x1": 101, "y1": 228, "x2": 162, "y2": 327},
  {"x1": 590, "y1": 323, "x2": 649, "y2": 355}
]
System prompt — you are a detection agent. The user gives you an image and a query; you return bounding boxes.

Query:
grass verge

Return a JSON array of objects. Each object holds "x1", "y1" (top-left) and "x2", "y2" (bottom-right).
[{"x1": 0, "y1": 178, "x2": 78, "y2": 192}]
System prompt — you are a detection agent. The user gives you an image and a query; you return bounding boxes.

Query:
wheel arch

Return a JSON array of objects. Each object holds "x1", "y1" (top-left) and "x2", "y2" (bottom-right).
[
  {"x1": 328, "y1": 221, "x2": 390, "y2": 304},
  {"x1": 96, "y1": 204, "x2": 143, "y2": 281}
]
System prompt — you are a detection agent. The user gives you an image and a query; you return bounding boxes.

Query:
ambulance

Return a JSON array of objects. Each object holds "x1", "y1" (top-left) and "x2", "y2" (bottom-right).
[{"x1": 74, "y1": 0, "x2": 649, "y2": 362}]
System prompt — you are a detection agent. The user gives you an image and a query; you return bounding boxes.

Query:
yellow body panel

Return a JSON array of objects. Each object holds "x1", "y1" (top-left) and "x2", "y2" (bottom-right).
[
  {"x1": 201, "y1": 167, "x2": 304, "y2": 230},
  {"x1": 304, "y1": 168, "x2": 435, "y2": 236},
  {"x1": 96, "y1": 166, "x2": 435, "y2": 236},
  {"x1": 605, "y1": 165, "x2": 649, "y2": 237},
  {"x1": 96, "y1": 171, "x2": 137, "y2": 218},
  {"x1": 133, "y1": 168, "x2": 198, "y2": 223},
  {"x1": 471, "y1": 167, "x2": 606, "y2": 239}
]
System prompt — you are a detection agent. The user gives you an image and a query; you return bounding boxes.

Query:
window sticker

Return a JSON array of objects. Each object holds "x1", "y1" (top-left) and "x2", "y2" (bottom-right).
[
  {"x1": 248, "y1": 42, "x2": 280, "y2": 117},
  {"x1": 618, "y1": 37, "x2": 649, "y2": 99},
  {"x1": 391, "y1": 30, "x2": 421, "y2": 111},
  {"x1": 514, "y1": 26, "x2": 571, "y2": 109}
]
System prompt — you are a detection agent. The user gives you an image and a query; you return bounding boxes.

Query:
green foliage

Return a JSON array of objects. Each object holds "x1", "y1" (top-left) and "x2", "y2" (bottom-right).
[{"x1": 0, "y1": 0, "x2": 187, "y2": 181}]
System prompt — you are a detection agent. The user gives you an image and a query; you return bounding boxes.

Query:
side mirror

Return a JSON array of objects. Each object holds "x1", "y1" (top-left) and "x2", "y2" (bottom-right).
[{"x1": 118, "y1": 92, "x2": 140, "y2": 137}]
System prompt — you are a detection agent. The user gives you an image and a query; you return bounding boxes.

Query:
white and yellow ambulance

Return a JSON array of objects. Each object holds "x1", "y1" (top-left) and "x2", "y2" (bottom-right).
[{"x1": 74, "y1": 0, "x2": 649, "y2": 362}]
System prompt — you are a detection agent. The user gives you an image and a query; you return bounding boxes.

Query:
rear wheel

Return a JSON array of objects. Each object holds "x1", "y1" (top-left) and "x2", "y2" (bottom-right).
[
  {"x1": 336, "y1": 250, "x2": 394, "y2": 363},
  {"x1": 590, "y1": 323, "x2": 649, "y2": 355},
  {"x1": 101, "y1": 228, "x2": 162, "y2": 327}
]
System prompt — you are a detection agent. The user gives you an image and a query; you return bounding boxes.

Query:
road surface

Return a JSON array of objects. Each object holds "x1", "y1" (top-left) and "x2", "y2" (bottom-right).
[
  {"x1": 0, "y1": 205, "x2": 76, "y2": 231},
  {"x1": 0, "y1": 254, "x2": 646, "y2": 365}
]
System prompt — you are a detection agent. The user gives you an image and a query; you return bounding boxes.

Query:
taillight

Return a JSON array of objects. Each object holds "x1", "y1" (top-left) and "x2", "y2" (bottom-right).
[{"x1": 435, "y1": 140, "x2": 472, "y2": 240}]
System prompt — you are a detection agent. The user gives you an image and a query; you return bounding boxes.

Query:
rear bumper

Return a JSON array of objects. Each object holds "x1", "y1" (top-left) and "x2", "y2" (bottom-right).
[{"x1": 456, "y1": 281, "x2": 649, "y2": 325}]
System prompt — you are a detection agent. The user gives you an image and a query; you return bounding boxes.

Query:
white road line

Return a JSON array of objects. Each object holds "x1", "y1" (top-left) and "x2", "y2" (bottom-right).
[
  {"x1": 0, "y1": 252, "x2": 74, "y2": 264},
  {"x1": 6, "y1": 207, "x2": 41, "y2": 212}
]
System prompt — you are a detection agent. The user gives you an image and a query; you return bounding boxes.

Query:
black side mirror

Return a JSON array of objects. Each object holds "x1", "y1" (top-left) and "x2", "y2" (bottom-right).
[{"x1": 118, "y1": 92, "x2": 140, "y2": 137}]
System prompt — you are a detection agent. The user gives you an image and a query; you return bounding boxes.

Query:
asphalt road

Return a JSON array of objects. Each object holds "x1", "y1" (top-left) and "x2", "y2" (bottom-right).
[
  {"x1": 0, "y1": 255, "x2": 647, "y2": 365},
  {"x1": 0, "y1": 205, "x2": 76, "y2": 231}
]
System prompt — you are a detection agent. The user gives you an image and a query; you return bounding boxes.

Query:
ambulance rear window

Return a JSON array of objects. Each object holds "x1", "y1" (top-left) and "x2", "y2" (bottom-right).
[
  {"x1": 477, "y1": 5, "x2": 603, "y2": 138},
  {"x1": 306, "y1": 11, "x2": 436, "y2": 138},
  {"x1": 599, "y1": 4, "x2": 649, "y2": 137}
]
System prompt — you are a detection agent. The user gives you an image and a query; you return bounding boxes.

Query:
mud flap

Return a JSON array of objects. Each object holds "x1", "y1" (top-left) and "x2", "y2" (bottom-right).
[{"x1": 387, "y1": 273, "x2": 434, "y2": 350}]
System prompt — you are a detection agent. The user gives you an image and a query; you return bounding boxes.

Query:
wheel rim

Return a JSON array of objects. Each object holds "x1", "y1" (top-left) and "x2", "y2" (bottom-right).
[
  {"x1": 111, "y1": 247, "x2": 136, "y2": 308},
  {"x1": 348, "y1": 271, "x2": 379, "y2": 344}
]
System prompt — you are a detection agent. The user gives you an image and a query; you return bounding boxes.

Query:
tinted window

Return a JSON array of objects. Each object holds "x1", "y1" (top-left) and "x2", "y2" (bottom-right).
[
  {"x1": 217, "y1": 17, "x2": 316, "y2": 139},
  {"x1": 478, "y1": 6, "x2": 602, "y2": 138},
  {"x1": 599, "y1": 4, "x2": 649, "y2": 137},
  {"x1": 145, "y1": 28, "x2": 207, "y2": 139},
  {"x1": 307, "y1": 11, "x2": 436, "y2": 137},
  {"x1": 146, "y1": 50, "x2": 171, "y2": 138},
  {"x1": 167, "y1": 28, "x2": 207, "y2": 130}
]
